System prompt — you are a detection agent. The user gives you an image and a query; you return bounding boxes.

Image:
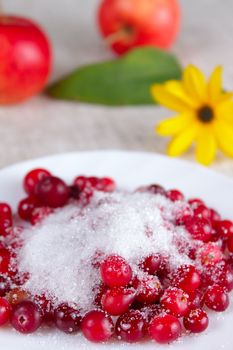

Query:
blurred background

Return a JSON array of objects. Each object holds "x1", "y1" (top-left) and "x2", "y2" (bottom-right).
[{"x1": 1, "y1": 0, "x2": 233, "y2": 175}]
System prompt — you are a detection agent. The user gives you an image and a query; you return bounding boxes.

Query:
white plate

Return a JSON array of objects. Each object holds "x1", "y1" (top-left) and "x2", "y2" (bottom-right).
[{"x1": 0, "y1": 150, "x2": 232, "y2": 350}]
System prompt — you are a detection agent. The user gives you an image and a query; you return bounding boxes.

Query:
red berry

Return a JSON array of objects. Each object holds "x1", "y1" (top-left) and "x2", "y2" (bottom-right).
[
  {"x1": 10, "y1": 300, "x2": 42, "y2": 333},
  {"x1": 216, "y1": 220, "x2": 233, "y2": 240},
  {"x1": 160, "y1": 287, "x2": 189, "y2": 318},
  {"x1": 0, "y1": 275, "x2": 11, "y2": 297},
  {"x1": 166, "y1": 189, "x2": 184, "y2": 202},
  {"x1": 81, "y1": 310, "x2": 114, "y2": 343},
  {"x1": 115, "y1": 309, "x2": 146, "y2": 343},
  {"x1": 188, "y1": 290, "x2": 204, "y2": 309},
  {"x1": 0, "y1": 297, "x2": 12, "y2": 326},
  {"x1": 204, "y1": 285, "x2": 229, "y2": 312},
  {"x1": 199, "y1": 243, "x2": 223, "y2": 266},
  {"x1": 79, "y1": 186, "x2": 94, "y2": 205},
  {"x1": 149, "y1": 314, "x2": 181, "y2": 344},
  {"x1": 147, "y1": 184, "x2": 166, "y2": 196},
  {"x1": 54, "y1": 303, "x2": 82, "y2": 333},
  {"x1": 98, "y1": 0, "x2": 180, "y2": 55},
  {"x1": 228, "y1": 235, "x2": 233, "y2": 253},
  {"x1": 193, "y1": 205, "x2": 211, "y2": 220},
  {"x1": 73, "y1": 176, "x2": 90, "y2": 191},
  {"x1": 0, "y1": 203, "x2": 12, "y2": 219},
  {"x1": 0, "y1": 16, "x2": 51, "y2": 105},
  {"x1": 101, "y1": 287, "x2": 136, "y2": 316},
  {"x1": 176, "y1": 205, "x2": 193, "y2": 225},
  {"x1": 100, "y1": 255, "x2": 132, "y2": 288},
  {"x1": 35, "y1": 176, "x2": 69, "y2": 208},
  {"x1": 185, "y1": 217, "x2": 211, "y2": 242},
  {"x1": 183, "y1": 308, "x2": 208, "y2": 333},
  {"x1": 172, "y1": 265, "x2": 201, "y2": 294},
  {"x1": 0, "y1": 248, "x2": 11, "y2": 274},
  {"x1": 33, "y1": 294, "x2": 54, "y2": 322},
  {"x1": 188, "y1": 198, "x2": 205, "y2": 209},
  {"x1": 134, "y1": 275, "x2": 162, "y2": 304},
  {"x1": 202, "y1": 261, "x2": 233, "y2": 292},
  {"x1": 96, "y1": 177, "x2": 116, "y2": 192},
  {"x1": 139, "y1": 254, "x2": 161, "y2": 275},
  {"x1": 0, "y1": 203, "x2": 12, "y2": 236},
  {"x1": 18, "y1": 197, "x2": 39, "y2": 221},
  {"x1": 23, "y1": 168, "x2": 51, "y2": 195},
  {"x1": 30, "y1": 207, "x2": 53, "y2": 225},
  {"x1": 209, "y1": 209, "x2": 221, "y2": 227}
]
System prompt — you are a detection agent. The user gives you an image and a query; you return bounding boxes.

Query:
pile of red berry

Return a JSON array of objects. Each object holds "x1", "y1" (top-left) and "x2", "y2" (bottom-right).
[{"x1": 0, "y1": 168, "x2": 232, "y2": 345}]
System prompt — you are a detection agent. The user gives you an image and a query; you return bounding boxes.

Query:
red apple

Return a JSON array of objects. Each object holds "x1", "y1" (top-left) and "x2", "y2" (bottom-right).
[
  {"x1": 0, "y1": 16, "x2": 52, "y2": 104},
  {"x1": 98, "y1": 0, "x2": 181, "y2": 55}
]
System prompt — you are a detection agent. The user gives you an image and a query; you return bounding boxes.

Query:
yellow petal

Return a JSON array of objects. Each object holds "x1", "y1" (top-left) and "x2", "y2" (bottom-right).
[
  {"x1": 156, "y1": 113, "x2": 195, "y2": 136},
  {"x1": 151, "y1": 84, "x2": 195, "y2": 112},
  {"x1": 196, "y1": 127, "x2": 217, "y2": 165},
  {"x1": 167, "y1": 123, "x2": 198, "y2": 156},
  {"x1": 215, "y1": 98, "x2": 233, "y2": 123},
  {"x1": 183, "y1": 65, "x2": 207, "y2": 103},
  {"x1": 208, "y1": 66, "x2": 223, "y2": 102},
  {"x1": 214, "y1": 121, "x2": 233, "y2": 157}
]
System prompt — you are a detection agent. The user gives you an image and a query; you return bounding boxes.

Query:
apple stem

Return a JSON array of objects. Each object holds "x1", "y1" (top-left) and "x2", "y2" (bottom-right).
[{"x1": 105, "y1": 26, "x2": 134, "y2": 46}]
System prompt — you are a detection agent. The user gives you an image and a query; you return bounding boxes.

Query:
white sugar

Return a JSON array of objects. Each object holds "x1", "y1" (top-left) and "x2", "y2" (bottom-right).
[{"x1": 18, "y1": 191, "x2": 194, "y2": 314}]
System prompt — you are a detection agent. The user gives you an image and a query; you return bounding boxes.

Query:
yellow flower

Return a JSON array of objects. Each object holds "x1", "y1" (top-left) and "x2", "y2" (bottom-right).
[{"x1": 151, "y1": 65, "x2": 233, "y2": 165}]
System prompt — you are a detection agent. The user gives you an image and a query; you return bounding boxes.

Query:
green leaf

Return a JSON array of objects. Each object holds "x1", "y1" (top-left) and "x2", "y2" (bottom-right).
[{"x1": 47, "y1": 47, "x2": 182, "y2": 106}]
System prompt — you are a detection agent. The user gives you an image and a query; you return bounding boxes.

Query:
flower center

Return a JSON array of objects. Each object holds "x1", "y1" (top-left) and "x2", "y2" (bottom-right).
[{"x1": 197, "y1": 106, "x2": 214, "y2": 123}]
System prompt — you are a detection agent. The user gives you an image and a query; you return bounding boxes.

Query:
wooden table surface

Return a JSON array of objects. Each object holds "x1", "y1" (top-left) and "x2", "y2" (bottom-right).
[{"x1": 1, "y1": 0, "x2": 233, "y2": 177}]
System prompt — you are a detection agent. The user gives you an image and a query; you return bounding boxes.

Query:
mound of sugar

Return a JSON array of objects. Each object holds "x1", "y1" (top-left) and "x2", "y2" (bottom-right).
[{"x1": 18, "y1": 191, "x2": 194, "y2": 313}]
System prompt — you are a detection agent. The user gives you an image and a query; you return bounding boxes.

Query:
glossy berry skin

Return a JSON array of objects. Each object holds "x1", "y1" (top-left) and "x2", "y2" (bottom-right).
[
  {"x1": 166, "y1": 189, "x2": 184, "y2": 202},
  {"x1": 81, "y1": 310, "x2": 114, "y2": 343},
  {"x1": 54, "y1": 303, "x2": 82, "y2": 333},
  {"x1": 227, "y1": 235, "x2": 233, "y2": 253},
  {"x1": 216, "y1": 220, "x2": 233, "y2": 240},
  {"x1": 100, "y1": 255, "x2": 132, "y2": 288},
  {"x1": 188, "y1": 198, "x2": 205, "y2": 209},
  {"x1": 0, "y1": 248, "x2": 11, "y2": 274},
  {"x1": 0, "y1": 297, "x2": 12, "y2": 326},
  {"x1": 115, "y1": 309, "x2": 147, "y2": 343},
  {"x1": 0, "y1": 203, "x2": 12, "y2": 219},
  {"x1": 0, "y1": 16, "x2": 51, "y2": 104},
  {"x1": 149, "y1": 314, "x2": 181, "y2": 344},
  {"x1": 140, "y1": 254, "x2": 161, "y2": 274},
  {"x1": 193, "y1": 205, "x2": 211, "y2": 220},
  {"x1": 204, "y1": 285, "x2": 229, "y2": 312},
  {"x1": 96, "y1": 177, "x2": 116, "y2": 192},
  {"x1": 134, "y1": 275, "x2": 162, "y2": 304},
  {"x1": 18, "y1": 196, "x2": 39, "y2": 221},
  {"x1": 183, "y1": 308, "x2": 208, "y2": 333},
  {"x1": 98, "y1": 0, "x2": 180, "y2": 55},
  {"x1": 185, "y1": 217, "x2": 211, "y2": 242},
  {"x1": 35, "y1": 176, "x2": 69, "y2": 208},
  {"x1": 160, "y1": 287, "x2": 189, "y2": 318},
  {"x1": 172, "y1": 265, "x2": 201, "y2": 294},
  {"x1": 24, "y1": 168, "x2": 51, "y2": 195},
  {"x1": 101, "y1": 287, "x2": 136, "y2": 316},
  {"x1": 10, "y1": 300, "x2": 42, "y2": 333}
]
